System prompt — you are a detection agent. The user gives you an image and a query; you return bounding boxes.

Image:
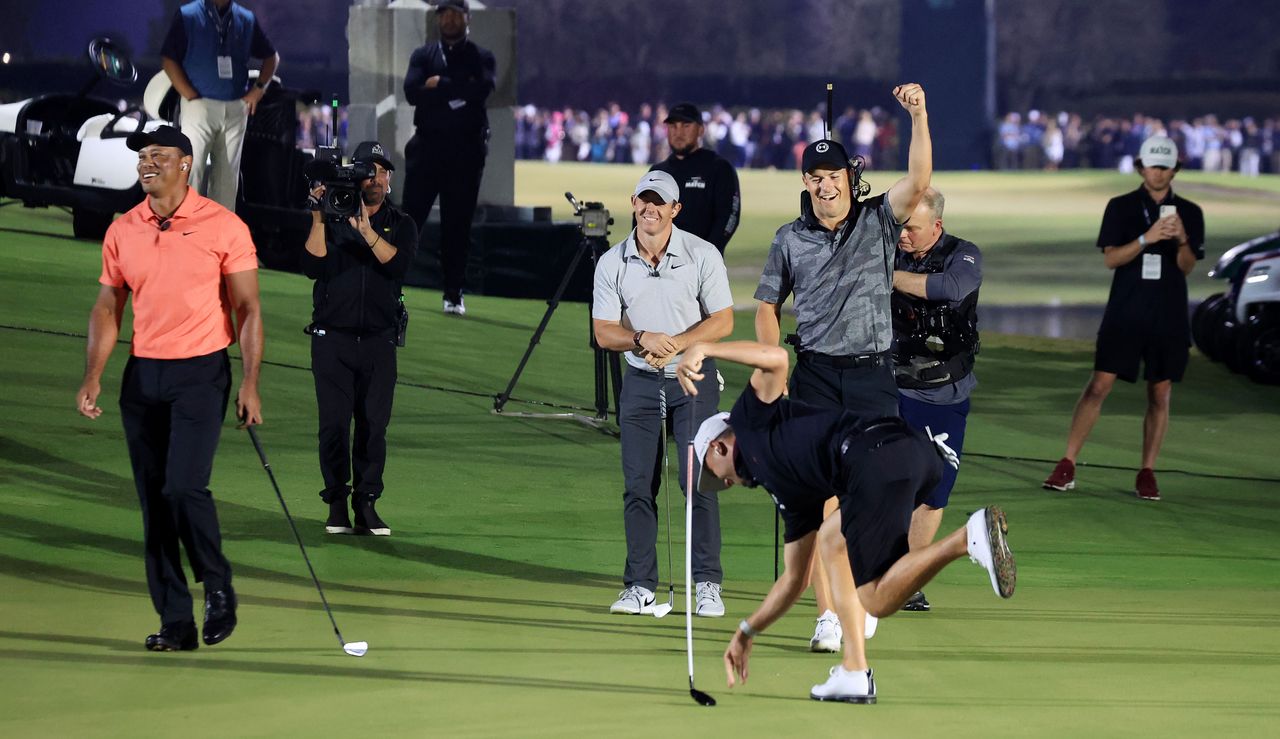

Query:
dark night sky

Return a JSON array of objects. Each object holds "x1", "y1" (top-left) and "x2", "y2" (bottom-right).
[{"x1": 16, "y1": 0, "x2": 161, "y2": 59}]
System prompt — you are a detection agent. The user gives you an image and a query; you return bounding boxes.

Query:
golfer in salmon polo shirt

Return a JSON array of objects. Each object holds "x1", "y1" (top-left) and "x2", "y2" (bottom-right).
[{"x1": 75, "y1": 125, "x2": 264, "y2": 653}]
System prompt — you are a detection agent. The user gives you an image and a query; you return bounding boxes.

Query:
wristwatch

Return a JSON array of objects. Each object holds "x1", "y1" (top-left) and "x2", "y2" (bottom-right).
[
  {"x1": 633, "y1": 330, "x2": 644, "y2": 349},
  {"x1": 254, "y1": 79, "x2": 269, "y2": 90},
  {"x1": 1138, "y1": 234, "x2": 1148, "y2": 248},
  {"x1": 739, "y1": 619, "x2": 760, "y2": 638}
]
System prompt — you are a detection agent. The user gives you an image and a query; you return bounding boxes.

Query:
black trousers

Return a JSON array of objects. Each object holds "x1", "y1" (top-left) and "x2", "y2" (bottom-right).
[
  {"x1": 790, "y1": 355, "x2": 899, "y2": 420},
  {"x1": 119, "y1": 350, "x2": 232, "y2": 627},
  {"x1": 312, "y1": 332, "x2": 397, "y2": 502},
  {"x1": 402, "y1": 131, "x2": 486, "y2": 301}
]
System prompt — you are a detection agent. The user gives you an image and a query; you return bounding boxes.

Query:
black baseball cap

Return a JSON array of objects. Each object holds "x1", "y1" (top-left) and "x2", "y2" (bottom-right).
[
  {"x1": 436, "y1": 0, "x2": 469, "y2": 12},
  {"x1": 352, "y1": 140, "x2": 395, "y2": 171},
  {"x1": 800, "y1": 139, "x2": 850, "y2": 173},
  {"x1": 664, "y1": 102, "x2": 702, "y2": 125},
  {"x1": 126, "y1": 125, "x2": 193, "y2": 156}
]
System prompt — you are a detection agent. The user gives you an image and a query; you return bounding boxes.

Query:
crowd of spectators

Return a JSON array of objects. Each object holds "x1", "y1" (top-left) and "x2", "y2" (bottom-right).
[
  {"x1": 291, "y1": 100, "x2": 1280, "y2": 177},
  {"x1": 994, "y1": 111, "x2": 1280, "y2": 175},
  {"x1": 509, "y1": 102, "x2": 1280, "y2": 175},
  {"x1": 513, "y1": 103, "x2": 903, "y2": 171}
]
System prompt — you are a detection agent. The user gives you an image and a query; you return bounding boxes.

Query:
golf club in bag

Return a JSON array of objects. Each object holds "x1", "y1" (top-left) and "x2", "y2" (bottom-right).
[
  {"x1": 246, "y1": 426, "x2": 367, "y2": 657},
  {"x1": 684, "y1": 397, "x2": 716, "y2": 707}
]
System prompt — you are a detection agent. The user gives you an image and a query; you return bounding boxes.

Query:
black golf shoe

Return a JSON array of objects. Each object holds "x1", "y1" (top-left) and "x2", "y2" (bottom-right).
[
  {"x1": 325, "y1": 499, "x2": 354, "y2": 534},
  {"x1": 202, "y1": 588, "x2": 237, "y2": 645},
  {"x1": 354, "y1": 499, "x2": 391, "y2": 536},
  {"x1": 902, "y1": 590, "x2": 931, "y2": 612},
  {"x1": 145, "y1": 621, "x2": 198, "y2": 652}
]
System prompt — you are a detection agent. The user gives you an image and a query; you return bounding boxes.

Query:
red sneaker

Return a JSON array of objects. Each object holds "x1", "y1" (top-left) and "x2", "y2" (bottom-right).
[
  {"x1": 1135, "y1": 468, "x2": 1161, "y2": 501},
  {"x1": 1042, "y1": 458, "x2": 1075, "y2": 491}
]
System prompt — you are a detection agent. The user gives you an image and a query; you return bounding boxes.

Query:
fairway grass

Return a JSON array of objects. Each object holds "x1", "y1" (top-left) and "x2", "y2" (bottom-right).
[
  {"x1": 2, "y1": 201, "x2": 1279, "y2": 737},
  {"x1": 514, "y1": 162, "x2": 1280, "y2": 306}
]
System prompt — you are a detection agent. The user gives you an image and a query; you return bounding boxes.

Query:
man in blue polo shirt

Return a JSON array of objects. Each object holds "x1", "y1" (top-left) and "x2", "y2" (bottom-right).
[
  {"x1": 161, "y1": 0, "x2": 280, "y2": 210},
  {"x1": 674, "y1": 339, "x2": 1016, "y2": 703},
  {"x1": 593, "y1": 170, "x2": 734, "y2": 618}
]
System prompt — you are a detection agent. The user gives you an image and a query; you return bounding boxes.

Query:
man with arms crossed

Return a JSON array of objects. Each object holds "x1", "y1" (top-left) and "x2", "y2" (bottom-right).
[
  {"x1": 675, "y1": 340, "x2": 1015, "y2": 703},
  {"x1": 891, "y1": 187, "x2": 983, "y2": 611},
  {"x1": 76, "y1": 126, "x2": 263, "y2": 651},
  {"x1": 755, "y1": 83, "x2": 932, "y2": 655},
  {"x1": 594, "y1": 170, "x2": 734, "y2": 617}
]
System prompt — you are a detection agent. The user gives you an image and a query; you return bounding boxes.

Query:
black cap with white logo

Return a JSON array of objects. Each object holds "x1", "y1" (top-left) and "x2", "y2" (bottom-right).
[
  {"x1": 352, "y1": 140, "x2": 395, "y2": 171},
  {"x1": 800, "y1": 139, "x2": 850, "y2": 173},
  {"x1": 126, "y1": 125, "x2": 193, "y2": 156}
]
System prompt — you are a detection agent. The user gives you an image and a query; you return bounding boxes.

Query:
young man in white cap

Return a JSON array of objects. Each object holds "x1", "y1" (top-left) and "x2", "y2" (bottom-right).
[
  {"x1": 673, "y1": 339, "x2": 1016, "y2": 703},
  {"x1": 593, "y1": 170, "x2": 734, "y2": 617},
  {"x1": 1043, "y1": 135, "x2": 1205, "y2": 500}
]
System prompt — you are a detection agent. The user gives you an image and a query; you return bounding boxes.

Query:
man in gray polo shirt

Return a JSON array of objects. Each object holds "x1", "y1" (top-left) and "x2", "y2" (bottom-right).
[
  {"x1": 593, "y1": 170, "x2": 734, "y2": 617},
  {"x1": 754, "y1": 83, "x2": 933, "y2": 657}
]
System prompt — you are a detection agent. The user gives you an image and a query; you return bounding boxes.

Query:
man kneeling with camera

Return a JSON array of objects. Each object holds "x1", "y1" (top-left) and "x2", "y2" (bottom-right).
[{"x1": 302, "y1": 140, "x2": 418, "y2": 536}]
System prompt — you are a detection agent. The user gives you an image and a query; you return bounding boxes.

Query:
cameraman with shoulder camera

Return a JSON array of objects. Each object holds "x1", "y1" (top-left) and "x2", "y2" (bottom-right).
[
  {"x1": 890, "y1": 187, "x2": 982, "y2": 613},
  {"x1": 301, "y1": 141, "x2": 418, "y2": 537}
]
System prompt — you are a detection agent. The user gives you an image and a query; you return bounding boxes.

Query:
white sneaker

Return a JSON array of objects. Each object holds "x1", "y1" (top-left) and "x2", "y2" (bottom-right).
[
  {"x1": 966, "y1": 507, "x2": 1016, "y2": 599},
  {"x1": 809, "y1": 610, "x2": 841, "y2": 652},
  {"x1": 694, "y1": 581, "x2": 724, "y2": 617},
  {"x1": 443, "y1": 296, "x2": 466, "y2": 316},
  {"x1": 810, "y1": 665, "x2": 876, "y2": 704},
  {"x1": 609, "y1": 585, "x2": 655, "y2": 615},
  {"x1": 864, "y1": 612, "x2": 879, "y2": 640}
]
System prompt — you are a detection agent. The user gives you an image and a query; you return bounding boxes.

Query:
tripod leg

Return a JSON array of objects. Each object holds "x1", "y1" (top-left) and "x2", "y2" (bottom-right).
[{"x1": 494, "y1": 236, "x2": 592, "y2": 412}]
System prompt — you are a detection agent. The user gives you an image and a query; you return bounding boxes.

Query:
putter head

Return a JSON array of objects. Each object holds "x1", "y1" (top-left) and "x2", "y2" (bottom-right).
[
  {"x1": 651, "y1": 602, "x2": 673, "y2": 618},
  {"x1": 690, "y1": 687, "x2": 716, "y2": 707},
  {"x1": 343, "y1": 641, "x2": 368, "y2": 657}
]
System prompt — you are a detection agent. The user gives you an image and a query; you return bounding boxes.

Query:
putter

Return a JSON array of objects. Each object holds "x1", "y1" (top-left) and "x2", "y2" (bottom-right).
[
  {"x1": 684, "y1": 396, "x2": 716, "y2": 707},
  {"x1": 652, "y1": 384, "x2": 674, "y2": 619},
  {"x1": 246, "y1": 426, "x2": 368, "y2": 658}
]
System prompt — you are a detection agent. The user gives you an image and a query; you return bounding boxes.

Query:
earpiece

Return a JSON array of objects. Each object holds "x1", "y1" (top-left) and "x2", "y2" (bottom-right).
[{"x1": 181, "y1": 164, "x2": 188, "y2": 171}]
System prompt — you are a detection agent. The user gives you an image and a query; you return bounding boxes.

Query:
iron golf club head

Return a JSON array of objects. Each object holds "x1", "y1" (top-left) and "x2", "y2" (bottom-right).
[
  {"x1": 689, "y1": 682, "x2": 716, "y2": 707},
  {"x1": 343, "y1": 641, "x2": 368, "y2": 657},
  {"x1": 652, "y1": 585, "x2": 675, "y2": 618}
]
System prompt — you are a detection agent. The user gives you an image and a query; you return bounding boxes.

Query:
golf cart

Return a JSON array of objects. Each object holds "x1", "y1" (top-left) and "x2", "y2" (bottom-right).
[
  {"x1": 0, "y1": 36, "x2": 315, "y2": 264},
  {"x1": 1191, "y1": 230, "x2": 1280, "y2": 384},
  {"x1": 0, "y1": 38, "x2": 161, "y2": 239}
]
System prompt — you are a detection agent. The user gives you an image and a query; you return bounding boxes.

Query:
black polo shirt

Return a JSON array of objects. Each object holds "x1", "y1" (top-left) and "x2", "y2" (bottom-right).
[
  {"x1": 728, "y1": 387, "x2": 863, "y2": 542},
  {"x1": 1096, "y1": 187, "x2": 1204, "y2": 339}
]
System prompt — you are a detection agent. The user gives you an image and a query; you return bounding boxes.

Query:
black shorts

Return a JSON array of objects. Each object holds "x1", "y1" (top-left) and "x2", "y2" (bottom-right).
[
  {"x1": 1094, "y1": 330, "x2": 1189, "y2": 383},
  {"x1": 836, "y1": 420, "x2": 943, "y2": 586}
]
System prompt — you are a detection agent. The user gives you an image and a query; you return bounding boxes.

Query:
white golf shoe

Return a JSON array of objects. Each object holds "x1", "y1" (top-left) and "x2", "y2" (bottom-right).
[
  {"x1": 609, "y1": 585, "x2": 655, "y2": 615},
  {"x1": 695, "y1": 581, "x2": 724, "y2": 617},
  {"x1": 809, "y1": 610, "x2": 842, "y2": 652},
  {"x1": 966, "y1": 506, "x2": 1016, "y2": 599},
  {"x1": 810, "y1": 665, "x2": 876, "y2": 704}
]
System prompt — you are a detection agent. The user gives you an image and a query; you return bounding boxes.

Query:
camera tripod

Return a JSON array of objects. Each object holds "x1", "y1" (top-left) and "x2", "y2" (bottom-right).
[{"x1": 492, "y1": 193, "x2": 622, "y2": 432}]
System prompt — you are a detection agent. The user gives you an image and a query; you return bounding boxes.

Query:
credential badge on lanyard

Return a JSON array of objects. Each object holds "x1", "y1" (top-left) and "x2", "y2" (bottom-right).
[{"x1": 206, "y1": 2, "x2": 235, "y2": 79}]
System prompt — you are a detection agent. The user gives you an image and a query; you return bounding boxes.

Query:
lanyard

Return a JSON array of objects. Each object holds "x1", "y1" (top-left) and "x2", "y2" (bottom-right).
[{"x1": 204, "y1": 1, "x2": 233, "y2": 53}]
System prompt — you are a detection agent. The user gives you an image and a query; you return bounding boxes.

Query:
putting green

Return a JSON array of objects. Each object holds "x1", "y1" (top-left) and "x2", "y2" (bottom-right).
[{"x1": 1, "y1": 187, "x2": 1278, "y2": 737}]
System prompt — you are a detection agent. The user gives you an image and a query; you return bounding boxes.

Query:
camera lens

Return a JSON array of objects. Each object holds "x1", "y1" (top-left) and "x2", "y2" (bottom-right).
[{"x1": 330, "y1": 189, "x2": 354, "y2": 212}]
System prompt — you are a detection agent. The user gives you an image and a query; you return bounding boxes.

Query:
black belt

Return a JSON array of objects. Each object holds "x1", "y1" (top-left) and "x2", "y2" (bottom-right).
[
  {"x1": 305, "y1": 324, "x2": 396, "y2": 341},
  {"x1": 799, "y1": 351, "x2": 890, "y2": 369}
]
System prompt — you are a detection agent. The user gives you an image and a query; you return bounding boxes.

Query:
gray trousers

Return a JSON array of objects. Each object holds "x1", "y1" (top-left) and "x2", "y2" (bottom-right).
[{"x1": 619, "y1": 364, "x2": 722, "y2": 590}]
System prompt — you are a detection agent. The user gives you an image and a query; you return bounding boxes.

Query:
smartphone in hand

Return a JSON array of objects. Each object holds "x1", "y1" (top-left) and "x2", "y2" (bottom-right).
[{"x1": 1159, "y1": 205, "x2": 1176, "y2": 219}]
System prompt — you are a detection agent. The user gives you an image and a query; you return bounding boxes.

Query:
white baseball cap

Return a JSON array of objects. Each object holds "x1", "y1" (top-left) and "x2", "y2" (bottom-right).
[
  {"x1": 633, "y1": 170, "x2": 680, "y2": 204},
  {"x1": 1139, "y1": 135, "x2": 1179, "y2": 169},
  {"x1": 693, "y1": 412, "x2": 732, "y2": 493}
]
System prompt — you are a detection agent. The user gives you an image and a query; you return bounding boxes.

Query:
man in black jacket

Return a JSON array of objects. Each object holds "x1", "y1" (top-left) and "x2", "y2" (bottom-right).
[
  {"x1": 649, "y1": 103, "x2": 740, "y2": 254},
  {"x1": 302, "y1": 141, "x2": 418, "y2": 536},
  {"x1": 402, "y1": 0, "x2": 496, "y2": 316}
]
